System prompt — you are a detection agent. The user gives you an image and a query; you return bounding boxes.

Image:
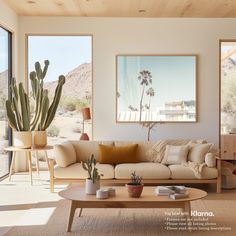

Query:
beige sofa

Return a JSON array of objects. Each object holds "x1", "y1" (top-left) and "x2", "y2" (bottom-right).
[{"x1": 49, "y1": 140, "x2": 221, "y2": 193}]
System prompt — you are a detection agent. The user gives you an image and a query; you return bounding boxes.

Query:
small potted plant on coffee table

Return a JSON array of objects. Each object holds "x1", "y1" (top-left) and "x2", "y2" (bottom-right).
[
  {"x1": 82, "y1": 154, "x2": 102, "y2": 194},
  {"x1": 126, "y1": 171, "x2": 143, "y2": 198}
]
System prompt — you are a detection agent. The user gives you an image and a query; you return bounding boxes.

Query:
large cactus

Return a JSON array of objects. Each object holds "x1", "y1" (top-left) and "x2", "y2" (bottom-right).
[
  {"x1": 30, "y1": 60, "x2": 65, "y2": 131},
  {"x1": 5, "y1": 79, "x2": 31, "y2": 131},
  {"x1": 5, "y1": 60, "x2": 65, "y2": 132}
]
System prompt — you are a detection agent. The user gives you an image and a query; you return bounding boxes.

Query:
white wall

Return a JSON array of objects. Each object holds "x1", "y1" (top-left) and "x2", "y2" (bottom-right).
[{"x1": 18, "y1": 17, "x2": 236, "y2": 145}]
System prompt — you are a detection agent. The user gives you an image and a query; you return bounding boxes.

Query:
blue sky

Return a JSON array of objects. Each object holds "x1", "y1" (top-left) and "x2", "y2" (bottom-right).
[
  {"x1": 28, "y1": 36, "x2": 92, "y2": 82},
  {"x1": 0, "y1": 27, "x2": 8, "y2": 73},
  {"x1": 117, "y1": 56, "x2": 196, "y2": 111}
]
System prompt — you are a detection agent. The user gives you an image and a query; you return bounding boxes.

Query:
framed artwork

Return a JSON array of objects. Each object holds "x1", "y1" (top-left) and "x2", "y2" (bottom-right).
[{"x1": 116, "y1": 55, "x2": 197, "y2": 123}]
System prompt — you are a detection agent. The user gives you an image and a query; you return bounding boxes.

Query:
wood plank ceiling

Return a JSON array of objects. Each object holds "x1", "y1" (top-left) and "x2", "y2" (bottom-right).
[{"x1": 3, "y1": 0, "x2": 236, "y2": 17}]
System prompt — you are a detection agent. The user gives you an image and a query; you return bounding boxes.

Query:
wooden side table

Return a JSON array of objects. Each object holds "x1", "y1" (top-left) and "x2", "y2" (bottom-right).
[{"x1": 4, "y1": 145, "x2": 53, "y2": 185}]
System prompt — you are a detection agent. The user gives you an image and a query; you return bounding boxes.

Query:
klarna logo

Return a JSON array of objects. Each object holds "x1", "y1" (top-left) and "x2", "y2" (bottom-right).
[{"x1": 191, "y1": 210, "x2": 214, "y2": 217}]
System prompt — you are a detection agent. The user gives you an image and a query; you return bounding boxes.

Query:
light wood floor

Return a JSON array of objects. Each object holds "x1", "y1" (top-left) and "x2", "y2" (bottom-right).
[{"x1": 0, "y1": 172, "x2": 236, "y2": 236}]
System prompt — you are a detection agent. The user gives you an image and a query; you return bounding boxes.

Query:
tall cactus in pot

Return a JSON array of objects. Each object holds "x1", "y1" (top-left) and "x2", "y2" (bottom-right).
[
  {"x1": 30, "y1": 60, "x2": 66, "y2": 131},
  {"x1": 5, "y1": 60, "x2": 66, "y2": 148},
  {"x1": 6, "y1": 78, "x2": 31, "y2": 131},
  {"x1": 29, "y1": 60, "x2": 65, "y2": 147},
  {"x1": 5, "y1": 78, "x2": 32, "y2": 148}
]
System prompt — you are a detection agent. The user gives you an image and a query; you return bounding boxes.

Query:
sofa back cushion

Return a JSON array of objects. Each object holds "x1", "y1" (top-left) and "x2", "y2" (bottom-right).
[
  {"x1": 54, "y1": 142, "x2": 77, "y2": 167},
  {"x1": 99, "y1": 144, "x2": 139, "y2": 164},
  {"x1": 114, "y1": 141, "x2": 154, "y2": 162},
  {"x1": 188, "y1": 143, "x2": 213, "y2": 164},
  {"x1": 71, "y1": 141, "x2": 114, "y2": 162}
]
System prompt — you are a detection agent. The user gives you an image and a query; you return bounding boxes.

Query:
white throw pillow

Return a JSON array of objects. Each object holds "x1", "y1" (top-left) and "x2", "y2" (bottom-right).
[
  {"x1": 205, "y1": 153, "x2": 216, "y2": 167},
  {"x1": 161, "y1": 145, "x2": 189, "y2": 165}
]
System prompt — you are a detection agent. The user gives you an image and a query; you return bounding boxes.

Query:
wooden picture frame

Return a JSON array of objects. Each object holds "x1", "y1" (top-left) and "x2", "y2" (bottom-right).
[{"x1": 116, "y1": 54, "x2": 198, "y2": 123}]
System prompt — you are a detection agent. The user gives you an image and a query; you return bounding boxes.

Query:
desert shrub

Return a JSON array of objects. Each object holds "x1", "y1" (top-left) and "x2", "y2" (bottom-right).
[
  {"x1": 72, "y1": 127, "x2": 81, "y2": 133},
  {"x1": 47, "y1": 125, "x2": 60, "y2": 137},
  {"x1": 60, "y1": 98, "x2": 77, "y2": 112},
  {"x1": 59, "y1": 97, "x2": 91, "y2": 113}
]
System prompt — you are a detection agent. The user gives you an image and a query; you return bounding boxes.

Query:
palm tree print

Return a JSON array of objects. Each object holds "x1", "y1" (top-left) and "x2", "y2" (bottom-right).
[
  {"x1": 146, "y1": 87, "x2": 155, "y2": 120},
  {"x1": 138, "y1": 70, "x2": 152, "y2": 121}
]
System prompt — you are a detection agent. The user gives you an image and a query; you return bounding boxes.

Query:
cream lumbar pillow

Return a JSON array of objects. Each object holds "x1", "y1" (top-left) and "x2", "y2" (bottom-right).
[
  {"x1": 188, "y1": 143, "x2": 213, "y2": 164},
  {"x1": 161, "y1": 145, "x2": 189, "y2": 165},
  {"x1": 54, "y1": 142, "x2": 77, "y2": 168}
]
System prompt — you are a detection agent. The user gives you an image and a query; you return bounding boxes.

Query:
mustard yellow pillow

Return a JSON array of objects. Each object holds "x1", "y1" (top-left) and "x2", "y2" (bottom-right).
[{"x1": 99, "y1": 144, "x2": 139, "y2": 164}]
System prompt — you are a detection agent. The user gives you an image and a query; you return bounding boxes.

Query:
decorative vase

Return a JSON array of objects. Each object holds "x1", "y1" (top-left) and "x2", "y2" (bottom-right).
[
  {"x1": 13, "y1": 131, "x2": 32, "y2": 149},
  {"x1": 33, "y1": 130, "x2": 47, "y2": 148},
  {"x1": 80, "y1": 133, "x2": 89, "y2": 140},
  {"x1": 85, "y1": 179, "x2": 100, "y2": 195},
  {"x1": 126, "y1": 184, "x2": 144, "y2": 198}
]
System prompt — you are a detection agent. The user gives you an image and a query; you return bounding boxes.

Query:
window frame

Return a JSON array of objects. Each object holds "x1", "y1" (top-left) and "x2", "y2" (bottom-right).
[{"x1": 0, "y1": 25, "x2": 13, "y2": 180}]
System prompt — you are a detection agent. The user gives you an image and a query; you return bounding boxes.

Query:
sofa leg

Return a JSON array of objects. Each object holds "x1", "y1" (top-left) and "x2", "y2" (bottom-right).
[
  {"x1": 49, "y1": 159, "x2": 55, "y2": 193},
  {"x1": 216, "y1": 158, "x2": 221, "y2": 193},
  {"x1": 217, "y1": 177, "x2": 221, "y2": 193}
]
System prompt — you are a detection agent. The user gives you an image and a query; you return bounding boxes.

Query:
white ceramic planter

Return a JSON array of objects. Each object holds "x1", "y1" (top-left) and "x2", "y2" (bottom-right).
[
  {"x1": 33, "y1": 130, "x2": 47, "y2": 148},
  {"x1": 85, "y1": 179, "x2": 100, "y2": 195},
  {"x1": 13, "y1": 131, "x2": 32, "y2": 149}
]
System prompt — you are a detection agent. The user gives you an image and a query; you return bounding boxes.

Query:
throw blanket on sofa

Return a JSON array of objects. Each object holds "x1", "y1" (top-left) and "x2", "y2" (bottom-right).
[
  {"x1": 146, "y1": 139, "x2": 207, "y2": 163},
  {"x1": 182, "y1": 161, "x2": 207, "y2": 179}
]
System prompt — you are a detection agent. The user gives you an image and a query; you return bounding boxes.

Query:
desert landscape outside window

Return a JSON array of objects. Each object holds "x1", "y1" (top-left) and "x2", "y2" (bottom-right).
[
  {"x1": 27, "y1": 35, "x2": 92, "y2": 147},
  {"x1": 0, "y1": 26, "x2": 12, "y2": 178}
]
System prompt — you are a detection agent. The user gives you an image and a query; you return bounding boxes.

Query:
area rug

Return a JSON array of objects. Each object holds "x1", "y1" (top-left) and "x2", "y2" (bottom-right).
[{"x1": 5, "y1": 198, "x2": 236, "y2": 236}]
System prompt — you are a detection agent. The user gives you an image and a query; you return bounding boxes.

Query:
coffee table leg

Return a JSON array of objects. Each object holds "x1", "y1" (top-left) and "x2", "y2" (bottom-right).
[
  {"x1": 78, "y1": 208, "x2": 83, "y2": 217},
  {"x1": 67, "y1": 200, "x2": 77, "y2": 232},
  {"x1": 184, "y1": 201, "x2": 192, "y2": 231},
  {"x1": 184, "y1": 201, "x2": 191, "y2": 216}
]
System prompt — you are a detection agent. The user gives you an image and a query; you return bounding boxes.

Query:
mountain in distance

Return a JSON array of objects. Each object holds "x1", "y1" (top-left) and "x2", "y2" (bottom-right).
[{"x1": 44, "y1": 63, "x2": 92, "y2": 99}]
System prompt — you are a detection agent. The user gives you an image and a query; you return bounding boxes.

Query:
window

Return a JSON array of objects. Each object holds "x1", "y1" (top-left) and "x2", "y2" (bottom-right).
[
  {"x1": 27, "y1": 35, "x2": 92, "y2": 145},
  {"x1": 0, "y1": 26, "x2": 12, "y2": 178}
]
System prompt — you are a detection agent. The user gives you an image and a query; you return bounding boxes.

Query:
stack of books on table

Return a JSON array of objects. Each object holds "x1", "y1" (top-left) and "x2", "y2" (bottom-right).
[{"x1": 155, "y1": 186, "x2": 189, "y2": 199}]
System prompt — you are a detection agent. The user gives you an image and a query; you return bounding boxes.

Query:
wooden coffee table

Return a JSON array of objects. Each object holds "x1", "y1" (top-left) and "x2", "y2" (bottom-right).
[{"x1": 58, "y1": 185, "x2": 207, "y2": 232}]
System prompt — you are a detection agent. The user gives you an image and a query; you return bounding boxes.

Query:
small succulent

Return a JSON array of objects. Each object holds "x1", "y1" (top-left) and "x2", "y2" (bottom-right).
[
  {"x1": 81, "y1": 154, "x2": 101, "y2": 183},
  {"x1": 128, "y1": 171, "x2": 142, "y2": 185}
]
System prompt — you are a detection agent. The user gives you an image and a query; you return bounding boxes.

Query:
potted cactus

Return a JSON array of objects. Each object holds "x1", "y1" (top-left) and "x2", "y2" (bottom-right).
[
  {"x1": 81, "y1": 154, "x2": 102, "y2": 194},
  {"x1": 6, "y1": 78, "x2": 32, "y2": 148},
  {"x1": 29, "y1": 60, "x2": 65, "y2": 147},
  {"x1": 126, "y1": 171, "x2": 143, "y2": 198},
  {"x1": 5, "y1": 60, "x2": 65, "y2": 148}
]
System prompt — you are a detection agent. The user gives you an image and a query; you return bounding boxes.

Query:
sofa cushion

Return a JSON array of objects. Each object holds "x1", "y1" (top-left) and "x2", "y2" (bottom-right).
[
  {"x1": 115, "y1": 162, "x2": 171, "y2": 179},
  {"x1": 70, "y1": 141, "x2": 114, "y2": 162},
  {"x1": 161, "y1": 145, "x2": 189, "y2": 165},
  {"x1": 54, "y1": 163, "x2": 115, "y2": 179},
  {"x1": 205, "y1": 153, "x2": 216, "y2": 168},
  {"x1": 99, "y1": 144, "x2": 139, "y2": 164},
  {"x1": 188, "y1": 143, "x2": 213, "y2": 164},
  {"x1": 114, "y1": 141, "x2": 154, "y2": 162},
  {"x1": 146, "y1": 140, "x2": 191, "y2": 163},
  {"x1": 54, "y1": 142, "x2": 77, "y2": 167},
  {"x1": 169, "y1": 164, "x2": 218, "y2": 179}
]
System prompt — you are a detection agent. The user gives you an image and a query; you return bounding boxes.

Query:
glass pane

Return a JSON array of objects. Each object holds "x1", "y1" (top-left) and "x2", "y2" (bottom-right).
[
  {"x1": 221, "y1": 42, "x2": 236, "y2": 134},
  {"x1": 28, "y1": 36, "x2": 92, "y2": 148},
  {"x1": 0, "y1": 27, "x2": 10, "y2": 178}
]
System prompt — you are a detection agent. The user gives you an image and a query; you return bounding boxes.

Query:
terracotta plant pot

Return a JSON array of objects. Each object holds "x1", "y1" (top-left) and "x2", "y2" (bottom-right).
[
  {"x1": 33, "y1": 130, "x2": 47, "y2": 148},
  {"x1": 85, "y1": 179, "x2": 100, "y2": 195},
  {"x1": 126, "y1": 183, "x2": 144, "y2": 198},
  {"x1": 13, "y1": 131, "x2": 32, "y2": 149}
]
